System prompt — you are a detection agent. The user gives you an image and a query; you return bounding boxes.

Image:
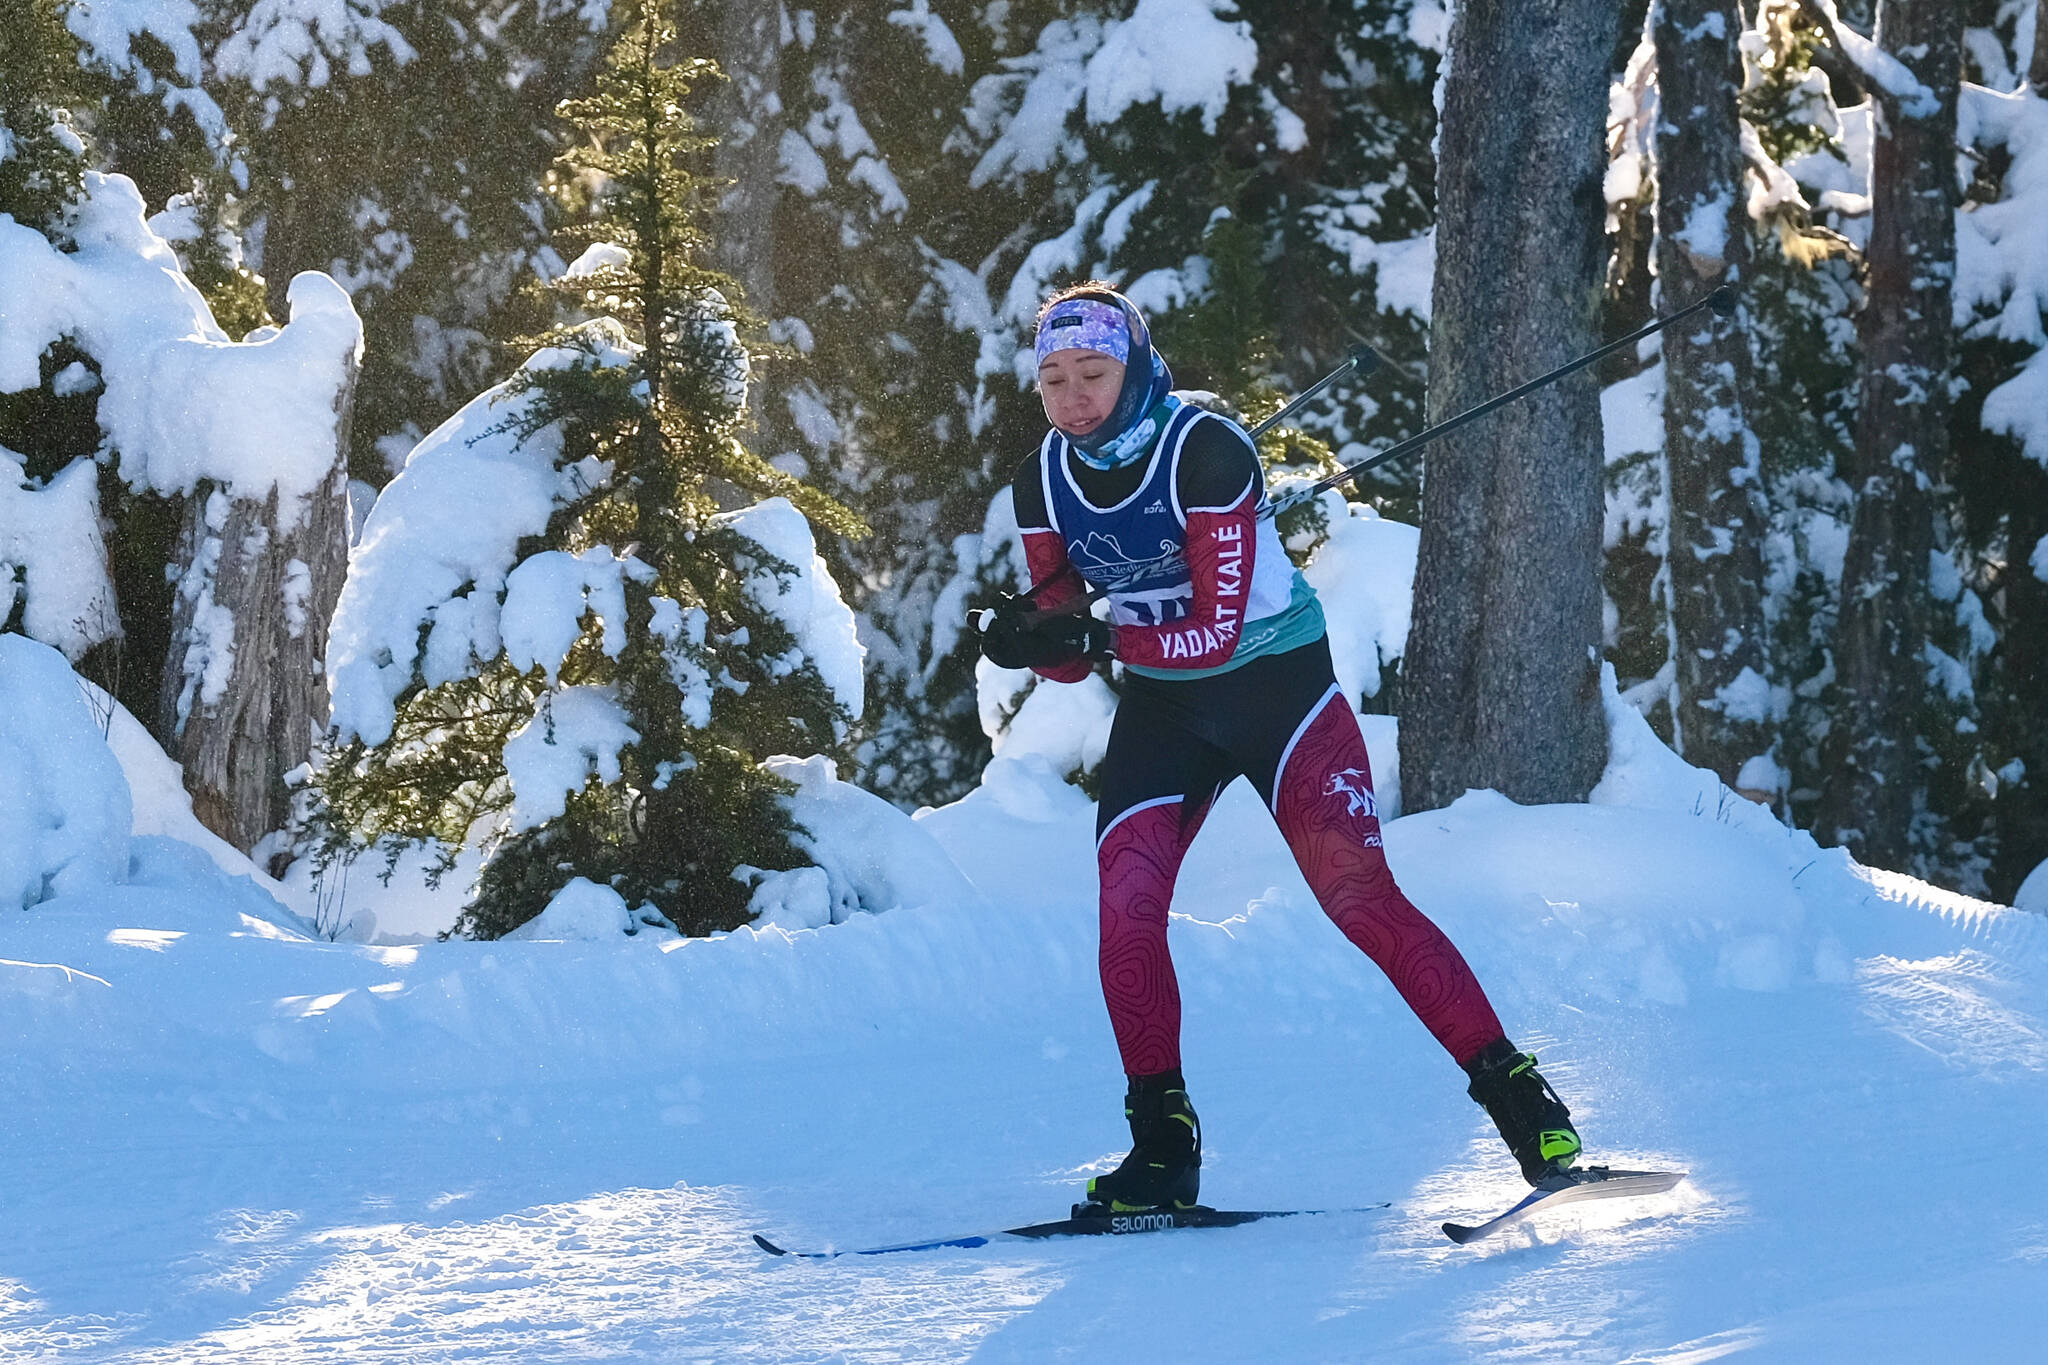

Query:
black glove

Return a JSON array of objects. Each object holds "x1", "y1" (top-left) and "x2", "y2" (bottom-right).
[{"x1": 978, "y1": 595, "x2": 1114, "y2": 669}]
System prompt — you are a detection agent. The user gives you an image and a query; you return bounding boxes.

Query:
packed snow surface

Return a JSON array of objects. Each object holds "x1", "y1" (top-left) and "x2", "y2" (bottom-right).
[{"x1": 5, "y1": 661, "x2": 2044, "y2": 1361}]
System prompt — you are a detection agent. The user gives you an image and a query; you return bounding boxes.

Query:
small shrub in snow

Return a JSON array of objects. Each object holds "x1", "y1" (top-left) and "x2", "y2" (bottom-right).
[{"x1": 314, "y1": 9, "x2": 867, "y2": 939}]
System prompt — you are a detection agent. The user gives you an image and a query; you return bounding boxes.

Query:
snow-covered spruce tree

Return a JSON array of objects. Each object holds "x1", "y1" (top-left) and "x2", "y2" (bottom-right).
[
  {"x1": 1802, "y1": 0, "x2": 1961, "y2": 869},
  {"x1": 315, "y1": 7, "x2": 868, "y2": 938},
  {"x1": 1952, "y1": 0, "x2": 2048, "y2": 899}
]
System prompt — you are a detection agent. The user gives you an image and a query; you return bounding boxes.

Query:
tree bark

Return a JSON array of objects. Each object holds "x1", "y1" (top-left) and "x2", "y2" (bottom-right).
[
  {"x1": 1652, "y1": 0, "x2": 1777, "y2": 797},
  {"x1": 2034, "y1": 0, "x2": 2048, "y2": 91},
  {"x1": 1814, "y1": 0, "x2": 1960, "y2": 866},
  {"x1": 160, "y1": 361, "x2": 357, "y2": 857},
  {"x1": 1401, "y1": 0, "x2": 1618, "y2": 813}
]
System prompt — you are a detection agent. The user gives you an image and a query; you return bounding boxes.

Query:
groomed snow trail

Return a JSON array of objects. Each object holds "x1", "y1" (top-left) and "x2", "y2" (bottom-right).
[{"x1": 5, "y1": 765, "x2": 2045, "y2": 1362}]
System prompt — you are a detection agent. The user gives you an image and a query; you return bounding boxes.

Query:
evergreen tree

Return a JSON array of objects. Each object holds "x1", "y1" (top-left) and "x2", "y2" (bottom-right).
[
  {"x1": 0, "y1": 0, "x2": 90, "y2": 232},
  {"x1": 313, "y1": 5, "x2": 867, "y2": 937},
  {"x1": 1808, "y1": 0, "x2": 1961, "y2": 870}
]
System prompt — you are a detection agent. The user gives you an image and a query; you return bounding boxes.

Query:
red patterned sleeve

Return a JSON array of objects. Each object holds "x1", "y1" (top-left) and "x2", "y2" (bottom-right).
[
  {"x1": 1111, "y1": 487, "x2": 1259, "y2": 671},
  {"x1": 1019, "y1": 528, "x2": 1094, "y2": 684}
]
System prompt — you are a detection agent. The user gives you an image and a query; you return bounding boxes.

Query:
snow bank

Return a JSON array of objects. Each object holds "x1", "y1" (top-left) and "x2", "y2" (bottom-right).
[
  {"x1": 274, "y1": 836, "x2": 483, "y2": 944},
  {"x1": 78, "y1": 678, "x2": 285, "y2": 895},
  {"x1": 2017, "y1": 858, "x2": 2048, "y2": 914},
  {"x1": 752, "y1": 754, "x2": 984, "y2": 928},
  {"x1": 0, "y1": 635, "x2": 131, "y2": 909},
  {"x1": 506, "y1": 877, "x2": 634, "y2": 941},
  {"x1": 1590, "y1": 663, "x2": 1788, "y2": 841},
  {"x1": 0, "y1": 642, "x2": 304, "y2": 930}
]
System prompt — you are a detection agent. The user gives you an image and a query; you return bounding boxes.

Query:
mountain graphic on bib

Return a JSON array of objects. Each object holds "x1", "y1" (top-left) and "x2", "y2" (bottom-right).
[{"x1": 1068, "y1": 530, "x2": 1186, "y2": 589}]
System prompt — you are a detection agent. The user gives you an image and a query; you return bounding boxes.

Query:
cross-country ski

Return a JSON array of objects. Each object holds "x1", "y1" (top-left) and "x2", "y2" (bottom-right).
[
  {"x1": 752, "y1": 1203, "x2": 1391, "y2": 1259},
  {"x1": 1440, "y1": 1167, "x2": 1690, "y2": 1245}
]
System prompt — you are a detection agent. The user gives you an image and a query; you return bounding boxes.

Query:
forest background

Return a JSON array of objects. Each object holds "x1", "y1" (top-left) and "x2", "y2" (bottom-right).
[{"x1": 3, "y1": 0, "x2": 2044, "y2": 929}]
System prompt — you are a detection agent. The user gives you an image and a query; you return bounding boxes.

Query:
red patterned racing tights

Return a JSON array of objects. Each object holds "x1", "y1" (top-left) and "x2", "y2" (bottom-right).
[{"x1": 1094, "y1": 636, "x2": 1505, "y2": 1076}]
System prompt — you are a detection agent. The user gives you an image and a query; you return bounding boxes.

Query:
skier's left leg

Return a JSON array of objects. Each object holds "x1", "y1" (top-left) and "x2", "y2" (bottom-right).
[
  {"x1": 1240, "y1": 651, "x2": 1581, "y2": 1183},
  {"x1": 1257, "y1": 679, "x2": 1506, "y2": 1063}
]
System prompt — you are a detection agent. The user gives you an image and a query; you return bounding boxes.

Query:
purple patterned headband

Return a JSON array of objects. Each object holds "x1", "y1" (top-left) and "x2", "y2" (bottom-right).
[{"x1": 1035, "y1": 299, "x2": 1130, "y2": 366}]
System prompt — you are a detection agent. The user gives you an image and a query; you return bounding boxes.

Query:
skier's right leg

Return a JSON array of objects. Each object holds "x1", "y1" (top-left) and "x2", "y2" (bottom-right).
[{"x1": 1083, "y1": 690, "x2": 1233, "y2": 1211}]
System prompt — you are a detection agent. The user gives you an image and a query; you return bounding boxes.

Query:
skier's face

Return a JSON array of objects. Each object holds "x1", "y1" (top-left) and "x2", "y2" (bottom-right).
[{"x1": 1037, "y1": 349, "x2": 1126, "y2": 438}]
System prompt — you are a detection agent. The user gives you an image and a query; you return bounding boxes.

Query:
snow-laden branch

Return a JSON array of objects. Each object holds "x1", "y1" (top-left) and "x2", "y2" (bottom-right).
[
  {"x1": 1956, "y1": 83, "x2": 2048, "y2": 464},
  {"x1": 1804, "y1": 0, "x2": 1940, "y2": 118}
]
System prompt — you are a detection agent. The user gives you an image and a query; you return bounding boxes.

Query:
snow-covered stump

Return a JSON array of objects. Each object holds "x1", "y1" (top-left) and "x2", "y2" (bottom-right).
[
  {"x1": 1, "y1": 174, "x2": 365, "y2": 857},
  {"x1": 157, "y1": 292, "x2": 361, "y2": 858}
]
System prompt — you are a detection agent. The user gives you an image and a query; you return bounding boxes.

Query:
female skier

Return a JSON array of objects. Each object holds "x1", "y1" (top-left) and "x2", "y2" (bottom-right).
[{"x1": 978, "y1": 283, "x2": 1583, "y2": 1214}]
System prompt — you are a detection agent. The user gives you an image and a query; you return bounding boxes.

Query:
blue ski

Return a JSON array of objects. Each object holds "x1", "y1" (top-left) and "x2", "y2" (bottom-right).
[
  {"x1": 1441, "y1": 1166, "x2": 1687, "y2": 1244},
  {"x1": 753, "y1": 1202, "x2": 1389, "y2": 1259}
]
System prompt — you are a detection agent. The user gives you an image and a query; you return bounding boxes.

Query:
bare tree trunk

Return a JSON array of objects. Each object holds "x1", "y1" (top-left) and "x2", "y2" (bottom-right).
[
  {"x1": 1814, "y1": 0, "x2": 1960, "y2": 866},
  {"x1": 1401, "y1": 0, "x2": 1618, "y2": 813},
  {"x1": 2034, "y1": 0, "x2": 2048, "y2": 90},
  {"x1": 161, "y1": 363, "x2": 357, "y2": 857},
  {"x1": 1652, "y1": 0, "x2": 1777, "y2": 799}
]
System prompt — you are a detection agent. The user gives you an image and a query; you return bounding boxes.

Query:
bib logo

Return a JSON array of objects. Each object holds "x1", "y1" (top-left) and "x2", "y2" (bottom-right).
[{"x1": 1324, "y1": 768, "x2": 1378, "y2": 820}]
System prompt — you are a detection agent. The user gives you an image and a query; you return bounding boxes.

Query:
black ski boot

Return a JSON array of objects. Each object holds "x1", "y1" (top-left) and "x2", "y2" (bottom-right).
[
  {"x1": 1462, "y1": 1038, "x2": 1581, "y2": 1186},
  {"x1": 1084, "y1": 1070, "x2": 1201, "y2": 1212}
]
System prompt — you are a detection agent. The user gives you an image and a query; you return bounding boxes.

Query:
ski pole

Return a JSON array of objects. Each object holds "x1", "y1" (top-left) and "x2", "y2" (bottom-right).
[
  {"x1": 1246, "y1": 342, "x2": 1380, "y2": 445},
  {"x1": 1008, "y1": 283, "x2": 1737, "y2": 623},
  {"x1": 1274, "y1": 282, "x2": 1738, "y2": 515}
]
